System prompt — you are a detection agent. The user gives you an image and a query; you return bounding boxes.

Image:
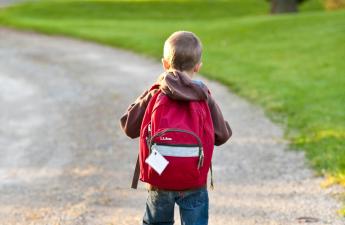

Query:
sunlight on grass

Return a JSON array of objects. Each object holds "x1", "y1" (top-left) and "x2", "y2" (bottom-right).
[
  {"x1": 321, "y1": 173, "x2": 345, "y2": 188},
  {"x1": 339, "y1": 207, "x2": 345, "y2": 216},
  {"x1": 294, "y1": 130, "x2": 345, "y2": 144}
]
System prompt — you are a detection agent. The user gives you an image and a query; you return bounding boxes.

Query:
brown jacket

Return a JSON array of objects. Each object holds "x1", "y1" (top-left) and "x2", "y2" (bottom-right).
[{"x1": 120, "y1": 70, "x2": 232, "y2": 146}]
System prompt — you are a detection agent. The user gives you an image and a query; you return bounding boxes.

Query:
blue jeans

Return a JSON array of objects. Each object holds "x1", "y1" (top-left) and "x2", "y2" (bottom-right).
[{"x1": 143, "y1": 187, "x2": 208, "y2": 225}]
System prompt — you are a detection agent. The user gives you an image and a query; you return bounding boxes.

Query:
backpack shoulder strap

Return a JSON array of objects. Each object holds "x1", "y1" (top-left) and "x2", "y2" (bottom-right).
[
  {"x1": 131, "y1": 155, "x2": 140, "y2": 189},
  {"x1": 131, "y1": 85, "x2": 160, "y2": 189}
]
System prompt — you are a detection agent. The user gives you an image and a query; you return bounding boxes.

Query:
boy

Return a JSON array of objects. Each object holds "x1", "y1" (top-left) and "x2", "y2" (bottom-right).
[{"x1": 120, "y1": 31, "x2": 231, "y2": 225}]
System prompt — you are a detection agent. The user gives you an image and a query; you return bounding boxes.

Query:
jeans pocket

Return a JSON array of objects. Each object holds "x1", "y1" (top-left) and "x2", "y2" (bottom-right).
[
  {"x1": 179, "y1": 188, "x2": 208, "y2": 209},
  {"x1": 144, "y1": 190, "x2": 175, "y2": 225}
]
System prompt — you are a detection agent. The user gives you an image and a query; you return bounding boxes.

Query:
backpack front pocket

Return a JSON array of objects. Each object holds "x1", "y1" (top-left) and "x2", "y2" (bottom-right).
[
  {"x1": 146, "y1": 129, "x2": 204, "y2": 187},
  {"x1": 147, "y1": 145, "x2": 201, "y2": 185}
]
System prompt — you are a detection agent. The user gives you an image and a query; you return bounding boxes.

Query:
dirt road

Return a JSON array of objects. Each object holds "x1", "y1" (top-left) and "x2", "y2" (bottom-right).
[
  {"x1": 0, "y1": 28, "x2": 343, "y2": 225},
  {"x1": 0, "y1": 0, "x2": 26, "y2": 7}
]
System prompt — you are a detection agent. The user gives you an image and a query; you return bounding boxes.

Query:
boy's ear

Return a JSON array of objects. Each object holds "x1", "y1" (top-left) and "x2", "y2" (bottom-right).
[
  {"x1": 162, "y1": 58, "x2": 171, "y2": 70},
  {"x1": 193, "y1": 62, "x2": 202, "y2": 73}
]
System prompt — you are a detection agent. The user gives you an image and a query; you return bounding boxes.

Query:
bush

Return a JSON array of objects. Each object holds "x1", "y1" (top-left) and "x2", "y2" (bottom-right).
[{"x1": 325, "y1": 0, "x2": 345, "y2": 10}]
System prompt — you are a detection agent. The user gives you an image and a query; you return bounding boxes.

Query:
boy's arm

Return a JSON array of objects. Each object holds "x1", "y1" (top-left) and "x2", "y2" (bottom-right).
[
  {"x1": 120, "y1": 89, "x2": 158, "y2": 139},
  {"x1": 207, "y1": 95, "x2": 232, "y2": 146}
]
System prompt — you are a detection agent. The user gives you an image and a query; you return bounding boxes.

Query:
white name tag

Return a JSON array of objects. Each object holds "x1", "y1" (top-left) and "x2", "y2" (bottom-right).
[{"x1": 145, "y1": 148, "x2": 169, "y2": 175}]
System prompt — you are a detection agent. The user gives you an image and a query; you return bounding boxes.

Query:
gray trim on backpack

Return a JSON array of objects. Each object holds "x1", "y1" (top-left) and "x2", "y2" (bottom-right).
[{"x1": 152, "y1": 144, "x2": 200, "y2": 157}]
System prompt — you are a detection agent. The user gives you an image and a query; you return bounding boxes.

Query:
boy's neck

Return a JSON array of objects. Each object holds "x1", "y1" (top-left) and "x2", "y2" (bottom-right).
[
  {"x1": 167, "y1": 69, "x2": 195, "y2": 79},
  {"x1": 184, "y1": 70, "x2": 195, "y2": 78}
]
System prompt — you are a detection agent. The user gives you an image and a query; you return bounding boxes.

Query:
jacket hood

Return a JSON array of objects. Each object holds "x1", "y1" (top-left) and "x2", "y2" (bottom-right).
[{"x1": 157, "y1": 70, "x2": 209, "y2": 101}]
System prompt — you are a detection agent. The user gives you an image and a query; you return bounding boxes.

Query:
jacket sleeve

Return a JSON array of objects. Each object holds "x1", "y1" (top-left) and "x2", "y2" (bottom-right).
[
  {"x1": 207, "y1": 95, "x2": 232, "y2": 146},
  {"x1": 120, "y1": 89, "x2": 157, "y2": 139}
]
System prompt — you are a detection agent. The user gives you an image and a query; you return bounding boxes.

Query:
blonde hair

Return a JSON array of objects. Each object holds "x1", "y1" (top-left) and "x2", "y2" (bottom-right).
[{"x1": 163, "y1": 31, "x2": 202, "y2": 71}]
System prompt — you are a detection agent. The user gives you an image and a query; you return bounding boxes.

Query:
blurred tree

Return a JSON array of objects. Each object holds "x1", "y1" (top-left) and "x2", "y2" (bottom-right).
[
  {"x1": 268, "y1": 0, "x2": 308, "y2": 14},
  {"x1": 325, "y1": 0, "x2": 345, "y2": 10}
]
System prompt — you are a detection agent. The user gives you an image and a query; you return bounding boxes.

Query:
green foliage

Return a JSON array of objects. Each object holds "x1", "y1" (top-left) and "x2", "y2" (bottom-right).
[{"x1": 0, "y1": 0, "x2": 344, "y2": 178}]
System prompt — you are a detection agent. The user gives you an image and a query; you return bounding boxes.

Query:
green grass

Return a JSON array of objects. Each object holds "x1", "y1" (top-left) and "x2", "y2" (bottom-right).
[{"x1": 0, "y1": 1, "x2": 344, "y2": 180}]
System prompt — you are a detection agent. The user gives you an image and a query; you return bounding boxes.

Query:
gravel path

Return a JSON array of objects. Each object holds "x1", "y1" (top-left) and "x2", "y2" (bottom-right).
[
  {"x1": 0, "y1": 0, "x2": 27, "y2": 7},
  {"x1": 0, "y1": 28, "x2": 343, "y2": 225}
]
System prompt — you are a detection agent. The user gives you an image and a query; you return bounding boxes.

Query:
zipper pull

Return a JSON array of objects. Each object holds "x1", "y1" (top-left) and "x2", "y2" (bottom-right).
[
  {"x1": 147, "y1": 123, "x2": 152, "y2": 152},
  {"x1": 198, "y1": 148, "x2": 204, "y2": 169}
]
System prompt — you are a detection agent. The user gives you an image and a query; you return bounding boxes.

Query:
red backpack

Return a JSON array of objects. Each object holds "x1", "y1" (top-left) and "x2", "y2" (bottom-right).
[{"x1": 131, "y1": 85, "x2": 215, "y2": 190}]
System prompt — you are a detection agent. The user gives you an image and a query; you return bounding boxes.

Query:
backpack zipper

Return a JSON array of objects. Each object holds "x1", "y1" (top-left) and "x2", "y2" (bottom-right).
[{"x1": 148, "y1": 128, "x2": 204, "y2": 169}]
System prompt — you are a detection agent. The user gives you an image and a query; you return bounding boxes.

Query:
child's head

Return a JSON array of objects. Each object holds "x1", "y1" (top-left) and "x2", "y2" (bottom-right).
[{"x1": 162, "y1": 31, "x2": 202, "y2": 76}]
